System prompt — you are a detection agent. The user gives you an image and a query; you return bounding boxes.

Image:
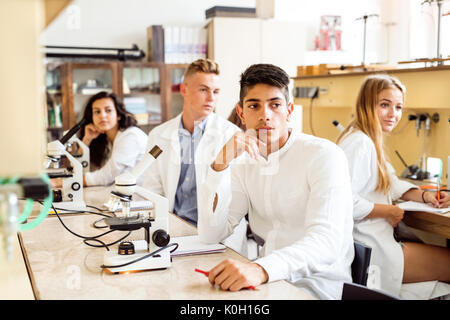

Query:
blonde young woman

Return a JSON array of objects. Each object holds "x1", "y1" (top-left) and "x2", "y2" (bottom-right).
[{"x1": 337, "y1": 74, "x2": 450, "y2": 298}]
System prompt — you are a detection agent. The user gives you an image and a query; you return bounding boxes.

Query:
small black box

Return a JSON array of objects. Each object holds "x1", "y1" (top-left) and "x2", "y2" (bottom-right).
[{"x1": 205, "y1": 6, "x2": 256, "y2": 19}]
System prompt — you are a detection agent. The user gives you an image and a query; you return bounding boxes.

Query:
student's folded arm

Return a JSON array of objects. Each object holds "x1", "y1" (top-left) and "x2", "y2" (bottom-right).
[
  {"x1": 255, "y1": 146, "x2": 354, "y2": 283},
  {"x1": 197, "y1": 164, "x2": 248, "y2": 244}
]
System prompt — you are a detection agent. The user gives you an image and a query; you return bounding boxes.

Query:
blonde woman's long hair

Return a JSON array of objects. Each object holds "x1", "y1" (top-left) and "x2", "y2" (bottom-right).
[{"x1": 337, "y1": 74, "x2": 406, "y2": 194}]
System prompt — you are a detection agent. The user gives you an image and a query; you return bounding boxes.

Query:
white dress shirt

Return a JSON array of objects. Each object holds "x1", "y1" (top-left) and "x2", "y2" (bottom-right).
[
  {"x1": 338, "y1": 128, "x2": 418, "y2": 295},
  {"x1": 84, "y1": 126, "x2": 147, "y2": 186},
  {"x1": 198, "y1": 129, "x2": 355, "y2": 300}
]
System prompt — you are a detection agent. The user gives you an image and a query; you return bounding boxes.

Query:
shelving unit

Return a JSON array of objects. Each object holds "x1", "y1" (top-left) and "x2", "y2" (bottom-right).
[{"x1": 44, "y1": 60, "x2": 189, "y2": 140}]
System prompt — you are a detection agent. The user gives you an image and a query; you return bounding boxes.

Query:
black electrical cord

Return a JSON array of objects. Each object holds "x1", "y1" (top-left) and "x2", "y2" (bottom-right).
[
  {"x1": 52, "y1": 203, "x2": 131, "y2": 251},
  {"x1": 39, "y1": 201, "x2": 130, "y2": 251},
  {"x1": 100, "y1": 242, "x2": 179, "y2": 269},
  {"x1": 50, "y1": 204, "x2": 117, "y2": 229},
  {"x1": 93, "y1": 217, "x2": 108, "y2": 229},
  {"x1": 39, "y1": 201, "x2": 179, "y2": 270},
  {"x1": 86, "y1": 204, "x2": 110, "y2": 213},
  {"x1": 50, "y1": 205, "x2": 116, "y2": 218}
]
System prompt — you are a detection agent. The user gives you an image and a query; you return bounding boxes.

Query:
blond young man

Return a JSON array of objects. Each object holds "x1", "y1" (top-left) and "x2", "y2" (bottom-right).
[{"x1": 142, "y1": 59, "x2": 247, "y2": 254}]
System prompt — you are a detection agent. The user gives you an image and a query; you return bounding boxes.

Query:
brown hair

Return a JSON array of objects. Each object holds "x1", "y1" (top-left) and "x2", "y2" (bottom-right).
[
  {"x1": 238, "y1": 64, "x2": 290, "y2": 107},
  {"x1": 227, "y1": 102, "x2": 246, "y2": 131},
  {"x1": 183, "y1": 58, "x2": 220, "y2": 81},
  {"x1": 79, "y1": 91, "x2": 137, "y2": 168},
  {"x1": 337, "y1": 74, "x2": 406, "y2": 193}
]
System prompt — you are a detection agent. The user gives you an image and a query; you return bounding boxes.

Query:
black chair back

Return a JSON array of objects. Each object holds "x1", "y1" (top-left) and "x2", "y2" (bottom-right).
[
  {"x1": 351, "y1": 241, "x2": 372, "y2": 286},
  {"x1": 342, "y1": 282, "x2": 400, "y2": 300}
]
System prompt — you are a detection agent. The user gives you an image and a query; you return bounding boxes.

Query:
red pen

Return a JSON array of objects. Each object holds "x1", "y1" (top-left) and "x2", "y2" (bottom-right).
[
  {"x1": 194, "y1": 268, "x2": 256, "y2": 290},
  {"x1": 437, "y1": 180, "x2": 441, "y2": 203}
]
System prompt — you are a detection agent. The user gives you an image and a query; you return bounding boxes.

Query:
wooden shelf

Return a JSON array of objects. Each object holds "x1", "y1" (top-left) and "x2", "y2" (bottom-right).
[
  {"x1": 45, "y1": 61, "x2": 189, "y2": 131},
  {"x1": 292, "y1": 65, "x2": 450, "y2": 80}
]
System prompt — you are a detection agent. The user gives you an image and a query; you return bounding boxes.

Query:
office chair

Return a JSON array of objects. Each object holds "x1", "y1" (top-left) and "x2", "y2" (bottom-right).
[
  {"x1": 351, "y1": 241, "x2": 372, "y2": 286},
  {"x1": 342, "y1": 282, "x2": 400, "y2": 300},
  {"x1": 345, "y1": 241, "x2": 401, "y2": 300},
  {"x1": 245, "y1": 214, "x2": 264, "y2": 258}
]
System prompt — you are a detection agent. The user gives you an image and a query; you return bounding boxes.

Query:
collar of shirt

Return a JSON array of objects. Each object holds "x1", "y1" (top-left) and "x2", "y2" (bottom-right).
[
  {"x1": 178, "y1": 116, "x2": 208, "y2": 138},
  {"x1": 257, "y1": 128, "x2": 295, "y2": 164}
]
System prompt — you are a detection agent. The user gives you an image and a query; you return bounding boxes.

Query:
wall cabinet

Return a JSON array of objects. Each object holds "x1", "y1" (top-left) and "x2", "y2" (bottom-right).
[{"x1": 45, "y1": 61, "x2": 189, "y2": 141}]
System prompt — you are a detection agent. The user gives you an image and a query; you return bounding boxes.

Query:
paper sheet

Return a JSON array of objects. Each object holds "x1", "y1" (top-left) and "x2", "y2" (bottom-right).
[
  {"x1": 397, "y1": 201, "x2": 450, "y2": 214},
  {"x1": 170, "y1": 235, "x2": 226, "y2": 257}
]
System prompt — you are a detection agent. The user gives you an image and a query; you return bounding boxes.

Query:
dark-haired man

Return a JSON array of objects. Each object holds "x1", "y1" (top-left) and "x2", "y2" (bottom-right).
[{"x1": 197, "y1": 64, "x2": 355, "y2": 300}]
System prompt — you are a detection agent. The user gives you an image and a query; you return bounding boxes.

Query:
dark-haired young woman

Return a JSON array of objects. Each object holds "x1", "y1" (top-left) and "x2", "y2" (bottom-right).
[{"x1": 79, "y1": 91, "x2": 147, "y2": 186}]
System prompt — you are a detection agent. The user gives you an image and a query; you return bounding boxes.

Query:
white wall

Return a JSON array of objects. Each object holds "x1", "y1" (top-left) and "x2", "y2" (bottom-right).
[
  {"x1": 273, "y1": 0, "x2": 382, "y2": 64},
  {"x1": 42, "y1": 0, "x2": 428, "y2": 66},
  {"x1": 41, "y1": 0, "x2": 255, "y2": 51},
  {"x1": 41, "y1": 0, "x2": 429, "y2": 126}
]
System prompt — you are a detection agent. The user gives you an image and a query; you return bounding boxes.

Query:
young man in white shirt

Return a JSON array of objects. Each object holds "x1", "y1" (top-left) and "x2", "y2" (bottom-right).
[
  {"x1": 141, "y1": 59, "x2": 247, "y2": 254},
  {"x1": 197, "y1": 63, "x2": 355, "y2": 300}
]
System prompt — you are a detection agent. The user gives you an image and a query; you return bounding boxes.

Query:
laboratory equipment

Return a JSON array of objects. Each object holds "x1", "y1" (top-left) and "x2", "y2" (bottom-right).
[
  {"x1": 421, "y1": 0, "x2": 445, "y2": 64},
  {"x1": 408, "y1": 114, "x2": 427, "y2": 137},
  {"x1": 332, "y1": 120, "x2": 345, "y2": 132},
  {"x1": 0, "y1": 176, "x2": 50, "y2": 260},
  {"x1": 65, "y1": 134, "x2": 90, "y2": 173},
  {"x1": 355, "y1": 14, "x2": 379, "y2": 65},
  {"x1": 102, "y1": 145, "x2": 173, "y2": 273},
  {"x1": 45, "y1": 119, "x2": 87, "y2": 211},
  {"x1": 395, "y1": 150, "x2": 430, "y2": 180}
]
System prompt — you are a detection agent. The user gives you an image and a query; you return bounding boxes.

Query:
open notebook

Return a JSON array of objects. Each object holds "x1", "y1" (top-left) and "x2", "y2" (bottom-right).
[
  {"x1": 397, "y1": 201, "x2": 450, "y2": 214},
  {"x1": 169, "y1": 235, "x2": 226, "y2": 257}
]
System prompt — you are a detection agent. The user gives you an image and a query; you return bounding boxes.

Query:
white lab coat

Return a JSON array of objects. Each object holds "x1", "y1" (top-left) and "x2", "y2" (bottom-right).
[
  {"x1": 142, "y1": 113, "x2": 248, "y2": 255},
  {"x1": 85, "y1": 126, "x2": 147, "y2": 186},
  {"x1": 198, "y1": 130, "x2": 355, "y2": 300},
  {"x1": 338, "y1": 129, "x2": 419, "y2": 296}
]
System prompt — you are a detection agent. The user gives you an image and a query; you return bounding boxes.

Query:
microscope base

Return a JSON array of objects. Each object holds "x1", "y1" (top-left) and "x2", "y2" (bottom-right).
[{"x1": 103, "y1": 240, "x2": 171, "y2": 273}]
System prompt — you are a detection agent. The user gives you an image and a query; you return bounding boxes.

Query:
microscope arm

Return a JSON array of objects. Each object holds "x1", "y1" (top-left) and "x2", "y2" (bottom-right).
[
  {"x1": 130, "y1": 146, "x2": 162, "y2": 179},
  {"x1": 133, "y1": 185, "x2": 169, "y2": 220},
  {"x1": 109, "y1": 145, "x2": 164, "y2": 214}
]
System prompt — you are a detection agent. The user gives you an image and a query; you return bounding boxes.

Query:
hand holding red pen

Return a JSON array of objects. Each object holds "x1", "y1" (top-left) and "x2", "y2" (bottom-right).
[
  {"x1": 195, "y1": 259, "x2": 268, "y2": 292},
  {"x1": 195, "y1": 268, "x2": 256, "y2": 291}
]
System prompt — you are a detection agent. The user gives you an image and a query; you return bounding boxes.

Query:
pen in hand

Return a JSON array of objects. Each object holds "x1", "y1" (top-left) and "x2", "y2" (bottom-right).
[
  {"x1": 437, "y1": 180, "x2": 441, "y2": 207},
  {"x1": 194, "y1": 268, "x2": 256, "y2": 290}
]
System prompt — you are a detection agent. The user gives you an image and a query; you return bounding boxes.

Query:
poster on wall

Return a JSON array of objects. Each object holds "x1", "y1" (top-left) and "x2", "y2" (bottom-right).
[{"x1": 315, "y1": 15, "x2": 342, "y2": 51}]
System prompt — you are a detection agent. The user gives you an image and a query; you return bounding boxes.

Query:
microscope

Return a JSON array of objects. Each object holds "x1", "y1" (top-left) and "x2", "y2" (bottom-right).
[
  {"x1": 65, "y1": 134, "x2": 90, "y2": 173},
  {"x1": 102, "y1": 145, "x2": 172, "y2": 273},
  {"x1": 45, "y1": 119, "x2": 87, "y2": 211}
]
